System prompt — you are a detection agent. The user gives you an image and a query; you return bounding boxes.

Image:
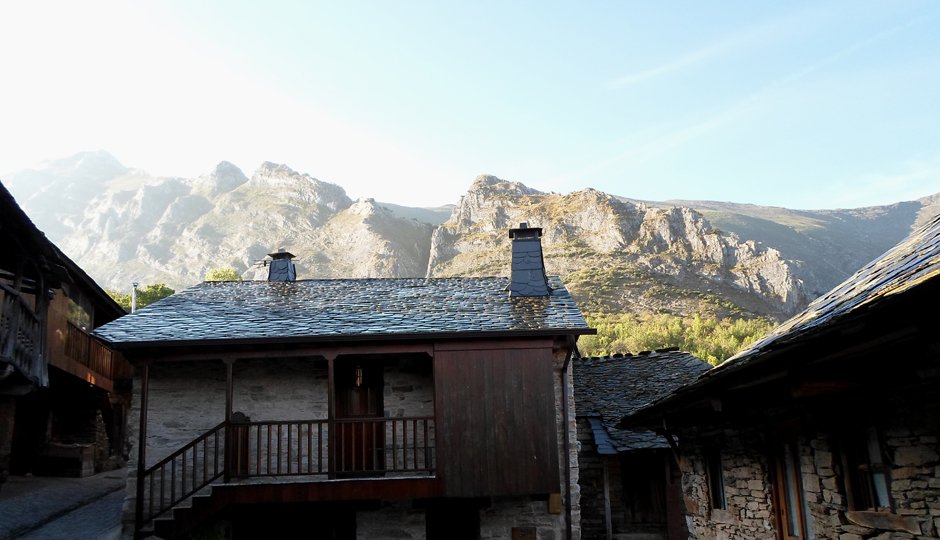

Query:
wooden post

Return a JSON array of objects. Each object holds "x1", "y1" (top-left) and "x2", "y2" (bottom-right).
[
  {"x1": 135, "y1": 361, "x2": 150, "y2": 537},
  {"x1": 327, "y1": 354, "x2": 336, "y2": 479},
  {"x1": 224, "y1": 358, "x2": 234, "y2": 481}
]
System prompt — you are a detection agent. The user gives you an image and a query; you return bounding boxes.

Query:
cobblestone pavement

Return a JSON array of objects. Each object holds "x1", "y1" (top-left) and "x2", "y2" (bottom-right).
[{"x1": 0, "y1": 470, "x2": 125, "y2": 540}]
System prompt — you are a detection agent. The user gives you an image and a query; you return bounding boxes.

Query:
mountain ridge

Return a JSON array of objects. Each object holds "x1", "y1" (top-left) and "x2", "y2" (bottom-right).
[{"x1": 4, "y1": 151, "x2": 936, "y2": 324}]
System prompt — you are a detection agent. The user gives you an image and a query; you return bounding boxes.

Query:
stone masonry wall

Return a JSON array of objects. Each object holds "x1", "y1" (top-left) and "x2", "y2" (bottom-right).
[
  {"x1": 577, "y1": 417, "x2": 607, "y2": 539},
  {"x1": 576, "y1": 418, "x2": 626, "y2": 539},
  {"x1": 675, "y1": 395, "x2": 940, "y2": 540},
  {"x1": 678, "y1": 427, "x2": 777, "y2": 540},
  {"x1": 803, "y1": 398, "x2": 940, "y2": 539}
]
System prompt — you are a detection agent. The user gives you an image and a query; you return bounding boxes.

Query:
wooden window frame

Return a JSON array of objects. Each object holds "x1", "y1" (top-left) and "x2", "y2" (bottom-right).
[
  {"x1": 839, "y1": 426, "x2": 892, "y2": 512},
  {"x1": 774, "y1": 439, "x2": 809, "y2": 540},
  {"x1": 705, "y1": 449, "x2": 726, "y2": 510}
]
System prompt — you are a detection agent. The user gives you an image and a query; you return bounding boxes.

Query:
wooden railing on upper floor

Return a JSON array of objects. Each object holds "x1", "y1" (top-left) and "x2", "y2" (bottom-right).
[
  {"x1": 0, "y1": 282, "x2": 43, "y2": 384},
  {"x1": 65, "y1": 321, "x2": 115, "y2": 381}
]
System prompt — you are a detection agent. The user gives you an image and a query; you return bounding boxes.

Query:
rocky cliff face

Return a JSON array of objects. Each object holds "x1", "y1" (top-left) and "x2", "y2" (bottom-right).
[
  {"x1": 29, "y1": 157, "x2": 432, "y2": 290},
  {"x1": 5, "y1": 151, "x2": 933, "y2": 322},
  {"x1": 429, "y1": 176, "x2": 807, "y2": 318}
]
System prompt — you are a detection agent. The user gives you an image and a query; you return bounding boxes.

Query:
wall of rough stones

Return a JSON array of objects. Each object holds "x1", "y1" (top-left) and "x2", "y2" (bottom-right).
[
  {"x1": 675, "y1": 395, "x2": 940, "y2": 540},
  {"x1": 576, "y1": 418, "x2": 628, "y2": 539},
  {"x1": 677, "y1": 426, "x2": 777, "y2": 540}
]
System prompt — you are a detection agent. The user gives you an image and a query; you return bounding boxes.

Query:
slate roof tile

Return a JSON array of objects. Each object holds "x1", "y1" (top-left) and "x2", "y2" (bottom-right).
[
  {"x1": 715, "y1": 211, "x2": 940, "y2": 374},
  {"x1": 574, "y1": 350, "x2": 710, "y2": 452},
  {"x1": 94, "y1": 276, "x2": 591, "y2": 346}
]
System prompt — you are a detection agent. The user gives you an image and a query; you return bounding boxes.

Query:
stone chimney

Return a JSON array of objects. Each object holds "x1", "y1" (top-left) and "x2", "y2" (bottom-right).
[
  {"x1": 267, "y1": 248, "x2": 297, "y2": 282},
  {"x1": 508, "y1": 223, "x2": 551, "y2": 297}
]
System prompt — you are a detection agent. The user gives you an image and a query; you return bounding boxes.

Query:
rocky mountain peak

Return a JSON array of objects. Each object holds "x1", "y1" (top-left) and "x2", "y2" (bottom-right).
[
  {"x1": 467, "y1": 174, "x2": 543, "y2": 197},
  {"x1": 192, "y1": 161, "x2": 248, "y2": 196},
  {"x1": 45, "y1": 150, "x2": 129, "y2": 179},
  {"x1": 348, "y1": 198, "x2": 380, "y2": 218},
  {"x1": 448, "y1": 175, "x2": 545, "y2": 231},
  {"x1": 247, "y1": 162, "x2": 351, "y2": 212}
]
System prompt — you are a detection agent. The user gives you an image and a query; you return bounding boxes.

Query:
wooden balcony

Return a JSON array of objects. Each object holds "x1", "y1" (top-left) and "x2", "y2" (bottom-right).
[
  {"x1": 137, "y1": 416, "x2": 436, "y2": 527},
  {"x1": 0, "y1": 282, "x2": 44, "y2": 386},
  {"x1": 65, "y1": 321, "x2": 115, "y2": 380}
]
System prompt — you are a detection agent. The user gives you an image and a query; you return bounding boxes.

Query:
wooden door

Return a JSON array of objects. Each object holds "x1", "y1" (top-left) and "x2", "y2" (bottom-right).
[{"x1": 335, "y1": 363, "x2": 384, "y2": 474}]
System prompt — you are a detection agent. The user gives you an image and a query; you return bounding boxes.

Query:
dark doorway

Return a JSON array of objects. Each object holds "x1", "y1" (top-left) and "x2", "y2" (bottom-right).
[
  {"x1": 425, "y1": 500, "x2": 481, "y2": 540},
  {"x1": 228, "y1": 502, "x2": 356, "y2": 540},
  {"x1": 334, "y1": 361, "x2": 384, "y2": 474}
]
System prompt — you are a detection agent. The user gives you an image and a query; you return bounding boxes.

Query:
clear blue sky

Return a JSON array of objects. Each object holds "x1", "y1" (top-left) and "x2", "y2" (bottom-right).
[{"x1": 1, "y1": 0, "x2": 938, "y2": 209}]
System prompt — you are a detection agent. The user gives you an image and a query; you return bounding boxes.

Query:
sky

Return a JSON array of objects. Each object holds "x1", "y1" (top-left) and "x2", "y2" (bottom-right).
[{"x1": 0, "y1": 0, "x2": 938, "y2": 209}]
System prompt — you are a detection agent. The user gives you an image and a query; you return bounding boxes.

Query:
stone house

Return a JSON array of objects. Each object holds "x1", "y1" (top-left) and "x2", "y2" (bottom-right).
[
  {"x1": 620, "y1": 213, "x2": 940, "y2": 539},
  {"x1": 94, "y1": 223, "x2": 594, "y2": 539},
  {"x1": 1, "y1": 181, "x2": 128, "y2": 485},
  {"x1": 575, "y1": 350, "x2": 710, "y2": 540}
]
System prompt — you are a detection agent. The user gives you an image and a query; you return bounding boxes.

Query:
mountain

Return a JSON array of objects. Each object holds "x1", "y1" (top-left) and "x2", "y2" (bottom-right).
[
  {"x1": 428, "y1": 176, "x2": 807, "y2": 319},
  {"x1": 3, "y1": 151, "x2": 937, "y2": 323}
]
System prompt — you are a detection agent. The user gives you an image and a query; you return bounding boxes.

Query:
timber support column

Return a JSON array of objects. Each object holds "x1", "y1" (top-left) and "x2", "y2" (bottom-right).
[{"x1": 134, "y1": 361, "x2": 151, "y2": 538}]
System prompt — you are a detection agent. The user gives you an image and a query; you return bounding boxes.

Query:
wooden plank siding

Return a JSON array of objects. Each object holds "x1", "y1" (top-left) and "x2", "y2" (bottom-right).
[{"x1": 434, "y1": 344, "x2": 560, "y2": 497}]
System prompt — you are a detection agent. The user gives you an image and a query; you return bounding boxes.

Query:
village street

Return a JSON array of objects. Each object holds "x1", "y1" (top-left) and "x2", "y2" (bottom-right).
[{"x1": 0, "y1": 470, "x2": 124, "y2": 540}]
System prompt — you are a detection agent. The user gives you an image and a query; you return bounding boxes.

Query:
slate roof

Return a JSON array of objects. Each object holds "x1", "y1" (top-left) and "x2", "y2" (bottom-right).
[
  {"x1": 94, "y1": 276, "x2": 592, "y2": 347},
  {"x1": 574, "y1": 350, "x2": 710, "y2": 453},
  {"x1": 621, "y1": 212, "x2": 940, "y2": 423},
  {"x1": 712, "y1": 211, "x2": 940, "y2": 376}
]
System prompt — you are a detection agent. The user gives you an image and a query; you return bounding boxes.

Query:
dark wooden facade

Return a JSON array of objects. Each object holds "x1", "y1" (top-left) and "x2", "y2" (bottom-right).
[
  {"x1": 1, "y1": 180, "x2": 128, "y2": 485},
  {"x1": 434, "y1": 340, "x2": 560, "y2": 497}
]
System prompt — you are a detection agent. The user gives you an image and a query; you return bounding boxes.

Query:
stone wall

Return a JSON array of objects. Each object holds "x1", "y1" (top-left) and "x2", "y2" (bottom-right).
[
  {"x1": 577, "y1": 418, "x2": 628, "y2": 539},
  {"x1": 356, "y1": 502, "x2": 427, "y2": 540},
  {"x1": 674, "y1": 395, "x2": 940, "y2": 540},
  {"x1": 677, "y1": 426, "x2": 777, "y2": 540}
]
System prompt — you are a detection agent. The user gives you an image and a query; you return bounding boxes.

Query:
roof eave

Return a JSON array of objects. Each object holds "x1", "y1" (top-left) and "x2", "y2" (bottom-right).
[{"x1": 98, "y1": 327, "x2": 597, "y2": 351}]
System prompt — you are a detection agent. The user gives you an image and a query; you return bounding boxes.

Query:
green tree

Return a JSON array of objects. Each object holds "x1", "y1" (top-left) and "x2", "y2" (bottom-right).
[
  {"x1": 204, "y1": 267, "x2": 243, "y2": 282},
  {"x1": 107, "y1": 283, "x2": 176, "y2": 312},
  {"x1": 577, "y1": 312, "x2": 775, "y2": 366}
]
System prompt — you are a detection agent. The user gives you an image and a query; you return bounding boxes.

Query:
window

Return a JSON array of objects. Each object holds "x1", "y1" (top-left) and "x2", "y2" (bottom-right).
[
  {"x1": 705, "y1": 450, "x2": 726, "y2": 510},
  {"x1": 841, "y1": 427, "x2": 891, "y2": 511},
  {"x1": 770, "y1": 420, "x2": 816, "y2": 539}
]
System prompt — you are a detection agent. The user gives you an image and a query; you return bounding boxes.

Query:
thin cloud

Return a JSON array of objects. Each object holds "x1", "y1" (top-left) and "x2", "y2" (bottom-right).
[
  {"x1": 572, "y1": 8, "x2": 940, "y2": 190},
  {"x1": 606, "y1": 7, "x2": 813, "y2": 90}
]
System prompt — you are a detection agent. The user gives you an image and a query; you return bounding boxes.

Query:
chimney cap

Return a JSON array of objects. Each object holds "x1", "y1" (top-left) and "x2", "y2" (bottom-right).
[
  {"x1": 509, "y1": 222, "x2": 542, "y2": 239},
  {"x1": 267, "y1": 248, "x2": 296, "y2": 260}
]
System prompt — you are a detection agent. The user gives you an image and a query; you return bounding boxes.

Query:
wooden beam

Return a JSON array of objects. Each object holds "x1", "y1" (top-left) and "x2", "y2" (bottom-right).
[
  {"x1": 433, "y1": 338, "x2": 554, "y2": 352},
  {"x1": 326, "y1": 353, "x2": 336, "y2": 479},
  {"x1": 215, "y1": 476, "x2": 444, "y2": 504},
  {"x1": 135, "y1": 361, "x2": 151, "y2": 536},
  {"x1": 123, "y1": 342, "x2": 435, "y2": 364}
]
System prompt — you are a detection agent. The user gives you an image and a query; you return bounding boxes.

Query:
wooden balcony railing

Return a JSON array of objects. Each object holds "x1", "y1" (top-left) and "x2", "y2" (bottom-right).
[
  {"x1": 65, "y1": 321, "x2": 114, "y2": 380},
  {"x1": 0, "y1": 282, "x2": 43, "y2": 384},
  {"x1": 231, "y1": 416, "x2": 435, "y2": 477},
  {"x1": 137, "y1": 416, "x2": 436, "y2": 532},
  {"x1": 138, "y1": 421, "x2": 226, "y2": 524}
]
